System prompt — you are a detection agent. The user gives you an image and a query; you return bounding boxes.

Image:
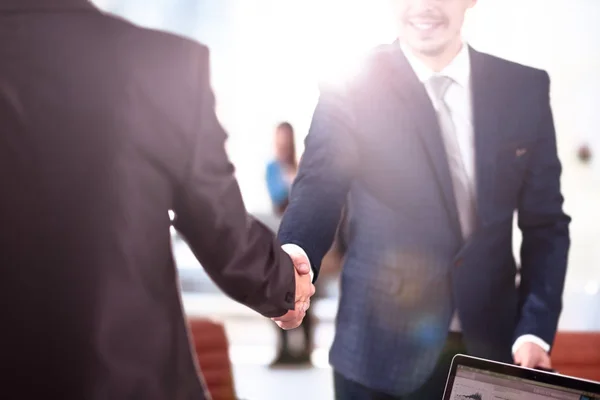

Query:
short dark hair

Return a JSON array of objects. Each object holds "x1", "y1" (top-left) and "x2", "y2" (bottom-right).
[{"x1": 275, "y1": 121, "x2": 296, "y2": 168}]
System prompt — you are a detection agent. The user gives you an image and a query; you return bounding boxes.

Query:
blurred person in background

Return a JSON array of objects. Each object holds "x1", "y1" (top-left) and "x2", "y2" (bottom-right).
[
  {"x1": 0, "y1": 1, "x2": 313, "y2": 399},
  {"x1": 278, "y1": 0, "x2": 570, "y2": 398},
  {"x1": 266, "y1": 122, "x2": 314, "y2": 365},
  {"x1": 266, "y1": 122, "x2": 298, "y2": 216}
]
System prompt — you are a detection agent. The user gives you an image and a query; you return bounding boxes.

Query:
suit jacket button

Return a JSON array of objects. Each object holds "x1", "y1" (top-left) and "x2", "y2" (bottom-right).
[{"x1": 454, "y1": 258, "x2": 464, "y2": 267}]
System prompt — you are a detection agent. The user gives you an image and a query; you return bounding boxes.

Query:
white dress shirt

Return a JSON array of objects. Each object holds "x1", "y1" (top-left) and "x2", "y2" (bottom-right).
[
  {"x1": 403, "y1": 44, "x2": 473, "y2": 334},
  {"x1": 283, "y1": 43, "x2": 550, "y2": 355}
]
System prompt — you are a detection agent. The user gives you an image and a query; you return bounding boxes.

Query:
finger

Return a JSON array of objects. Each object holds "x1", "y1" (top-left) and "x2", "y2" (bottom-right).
[
  {"x1": 300, "y1": 300, "x2": 308, "y2": 310},
  {"x1": 520, "y1": 354, "x2": 535, "y2": 368},
  {"x1": 297, "y1": 301, "x2": 308, "y2": 313},
  {"x1": 275, "y1": 306, "x2": 305, "y2": 321},
  {"x1": 274, "y1": 318, "x2": 299, "y2": 329},
  {"x1": 538, "y1": 354, "x2": 552, "y2": 369},
  {"x1": 274, "y1": 320, "x2": 292, "y2": 330},
  {"x1": 274, "y1": 311, "x2": 305, "y2": 330},
  {"x1": 272, "y1": 313, "x2": 299, "y2": 324},
  {"x1": 513, "y1": 352, "x2": 522, "y2": 366},
  {"x1": 282, "y1": 318, "x2": 300, "y2": 329},
  {"x1": 294, "y1": 286, "x2": 312, "y2": 304},
  {"x1": 289, "y1": 254, "x2": 310, "y2": 275},
  {"x1": 277, "y1": 320, "x2": 301, "y2": 330},
  {"x1": 296, "y1": 281, "x2": 315, "y2": 298},
  {"x1": 271, "y1": 309, "x2": 299, "y2": 323}
]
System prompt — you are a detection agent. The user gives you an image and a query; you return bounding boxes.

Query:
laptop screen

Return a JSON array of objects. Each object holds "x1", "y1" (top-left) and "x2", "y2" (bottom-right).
[{"x1": 449, "y1": 365, "x2": 600, "y2": 400}]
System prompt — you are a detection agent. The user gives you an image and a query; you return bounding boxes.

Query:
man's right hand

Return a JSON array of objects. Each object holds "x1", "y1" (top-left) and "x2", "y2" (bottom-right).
[{"x1": 271, "y1": 251, "x2": 315, "y2": 330}]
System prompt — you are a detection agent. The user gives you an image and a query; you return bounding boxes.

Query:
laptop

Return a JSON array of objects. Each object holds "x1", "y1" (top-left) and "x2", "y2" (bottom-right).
[{"x1": 443, "y1": 354, "x2": 600, "y2": 400}]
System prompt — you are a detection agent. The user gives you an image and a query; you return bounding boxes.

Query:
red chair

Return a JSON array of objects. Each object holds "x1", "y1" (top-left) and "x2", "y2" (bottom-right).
[
  {"x1": 188, "y1": 318, "x2": 237, "y2": 400},
  {"x1": 552, "y1": 332, "x2": 600, "y2": 382}
]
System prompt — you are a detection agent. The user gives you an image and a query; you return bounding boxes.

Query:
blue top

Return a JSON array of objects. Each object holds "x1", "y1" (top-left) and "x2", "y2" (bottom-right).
[{"x1": 265, "y1": 160, "x2": 290, "y2": 207}]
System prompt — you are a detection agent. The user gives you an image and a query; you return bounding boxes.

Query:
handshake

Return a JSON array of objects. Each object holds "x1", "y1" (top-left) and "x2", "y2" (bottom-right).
[{"x1": 271, "y1": 247, "x2": 316, "y2": 330}]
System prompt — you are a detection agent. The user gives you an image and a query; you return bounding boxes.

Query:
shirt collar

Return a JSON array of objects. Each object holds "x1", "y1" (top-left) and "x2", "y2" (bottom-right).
[{"x1": 400, "y1": 42, "x2": 471, "y2": 89}]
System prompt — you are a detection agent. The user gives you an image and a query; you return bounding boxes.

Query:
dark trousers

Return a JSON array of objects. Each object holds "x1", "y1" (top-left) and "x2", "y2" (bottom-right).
[{"x1": 334, "y1": 332, "x2": 466, "y2": 400}]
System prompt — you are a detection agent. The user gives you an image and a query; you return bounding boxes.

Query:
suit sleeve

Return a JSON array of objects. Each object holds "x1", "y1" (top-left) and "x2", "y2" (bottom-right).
[
  {"x1": 278, "y1": 83, "x2": 359, "y2": 282},
  {"x1": 515, "y1": 71, "x2": 571, "y2": 347},
  {"x1": 172, "y1": 46, "x2": 295, "y2": 318}
]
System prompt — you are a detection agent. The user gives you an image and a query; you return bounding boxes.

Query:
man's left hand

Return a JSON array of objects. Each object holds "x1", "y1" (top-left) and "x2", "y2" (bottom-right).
[{"x1": 514, "y1": 342, "x2": 552, "y2": 369}]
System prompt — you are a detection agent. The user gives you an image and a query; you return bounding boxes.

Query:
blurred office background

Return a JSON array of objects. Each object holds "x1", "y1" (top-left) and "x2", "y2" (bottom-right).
[{"x1": 91, "y1": 1, "x2": 600, "y2": 399}]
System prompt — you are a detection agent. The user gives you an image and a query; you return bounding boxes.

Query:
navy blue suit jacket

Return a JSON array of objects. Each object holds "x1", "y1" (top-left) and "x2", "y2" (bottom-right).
[{"x1": 278, "y1": 44, "x2": 570, "y2": 395}]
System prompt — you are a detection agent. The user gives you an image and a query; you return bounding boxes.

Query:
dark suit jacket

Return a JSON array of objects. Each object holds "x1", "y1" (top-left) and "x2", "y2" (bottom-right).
[
  {"x1": 0, "y1": 1, "x2": 295, "y2": 398},
  {"x1": 278, "y1": 43, "x2": 570, "y2": 395}
]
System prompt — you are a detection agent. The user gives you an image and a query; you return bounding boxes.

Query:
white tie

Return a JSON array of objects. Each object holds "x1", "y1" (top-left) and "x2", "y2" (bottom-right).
[{"x1": 427, "y1": 76, "x2": 476, "y2": 240}]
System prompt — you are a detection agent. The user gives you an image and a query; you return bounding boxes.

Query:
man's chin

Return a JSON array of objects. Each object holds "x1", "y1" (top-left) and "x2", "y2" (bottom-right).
[{"x1": 410, "y1": 41, "x2": 447, "y2": 57}]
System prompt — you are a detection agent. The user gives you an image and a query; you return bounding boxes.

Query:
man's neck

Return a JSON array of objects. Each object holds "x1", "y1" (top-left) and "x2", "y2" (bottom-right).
[{"x1": 409, "y1": 39, "x2": 464, "y2": 73}]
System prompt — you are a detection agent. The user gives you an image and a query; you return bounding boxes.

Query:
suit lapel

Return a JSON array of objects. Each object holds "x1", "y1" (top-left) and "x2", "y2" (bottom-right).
[
  {"x1": 469, "y1": 48, "x2": 504, "y2": 227},
  {"x1": 379, "y1": 44, "x2": 462, "y2": 237}
]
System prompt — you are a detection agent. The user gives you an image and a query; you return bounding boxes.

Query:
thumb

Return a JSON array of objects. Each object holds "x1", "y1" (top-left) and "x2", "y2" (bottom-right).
[
  {"x1": 289, "y1": 253, "x2": 310, "y2": 275},
  {"x1": 519, "y1": 353, "x2": 533, "y2": 368},
  {"x1": 538, "y1": 354, "x2": 552, "y2": 369},
  {"x1": 513, "y1": 351, "x2": 523, "y2": 366}
]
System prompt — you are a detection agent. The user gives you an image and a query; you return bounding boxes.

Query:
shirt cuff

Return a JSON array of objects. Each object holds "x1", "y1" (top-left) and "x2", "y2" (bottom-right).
[
  {"x1": 281, "y1": 243, "x2": 314, "y2": 282},
  {"x1": 512, "y1": 334, "x2": 551, "y2": 355}
]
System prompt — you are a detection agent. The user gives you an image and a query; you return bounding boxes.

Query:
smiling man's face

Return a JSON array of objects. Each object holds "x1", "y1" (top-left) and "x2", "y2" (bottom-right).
[{"x1": 393, "y1": 0, "x2": 476, "y2": 57}]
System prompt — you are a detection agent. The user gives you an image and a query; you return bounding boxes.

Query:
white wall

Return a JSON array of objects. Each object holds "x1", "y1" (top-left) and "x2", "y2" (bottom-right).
[
  {"x1": 210, "y1": 0, "x2": 600, "y2": 215},
  {"x1": 219, "y1": 0, "x2": 600, "y2": 294},
  {"x1": 95, "y1": 1, "x2": 600, "y2": 307}
]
